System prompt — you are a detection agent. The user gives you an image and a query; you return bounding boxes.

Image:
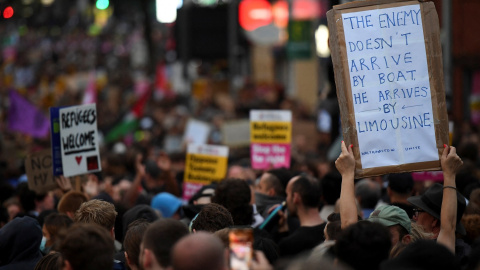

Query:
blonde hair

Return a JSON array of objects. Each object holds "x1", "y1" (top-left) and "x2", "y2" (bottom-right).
[{"x1": 74, "y1": 200, "x2": 117, "y2": 231}]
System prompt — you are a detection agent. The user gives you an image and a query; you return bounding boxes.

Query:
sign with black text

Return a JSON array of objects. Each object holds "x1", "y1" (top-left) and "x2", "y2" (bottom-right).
[
  {"x1": 327, "y1": 0, "x2": 449, "y2": 177},
  {"x1": 59, "y1": 104, "x2": 101, "y2": 177},
  {"x1": 25, "y1": 150, "x2": 57, "y2": 193}
]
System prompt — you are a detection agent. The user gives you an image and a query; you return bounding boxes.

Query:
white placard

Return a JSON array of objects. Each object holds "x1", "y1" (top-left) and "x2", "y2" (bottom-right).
[
  {"x1": 343, "y1": 4, "x2": 437, "y2": 169},
  {"x1": 183, "y1": 119, "x2": 211, "y2": 145},
  {"x1": 59, "y1": 104, "x2": 101, "y2": 177},
  {"x1": 250, "y1": 110, "x2": 292, "y2": 122},
  {"x1": 187, "y1": 144, "x2": 229, "y2": 157}
]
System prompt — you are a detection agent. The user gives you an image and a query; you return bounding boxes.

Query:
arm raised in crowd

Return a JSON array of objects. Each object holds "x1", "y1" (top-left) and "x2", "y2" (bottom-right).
[
  {"x1": 123, "y1": 154, "x2": 145, "y2": 208},
  {"x1": 437, "y1": 145, "x2": 463, "y2": 253},
  {"x1": 335, "y1": 141, "x2": 358, "y2": 229}
]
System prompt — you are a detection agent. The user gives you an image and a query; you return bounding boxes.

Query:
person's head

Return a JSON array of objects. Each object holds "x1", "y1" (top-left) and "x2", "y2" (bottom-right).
[
  {"x1": 34, "y1": 252, "x2": 62, "y2": 270},
  {"x1": 124, "y1": 219, "x2": 150, "y2": 270},
  {"x1": 170, "y1": 232, "x2": 227, "y2": 270},
  {"x1": 320, "y1": 172, "x2": 342, "y2": 205},
  {"x1": 212, "y1": 178, "x2": 253, "y2": 226},
  {"x1": 335, "y1": 221, "x2": 391, "y2": 270},
  {"x1": 57, "y1": 191, "x2": 88, "y2": 219},
  {"x1": 355, "y1": 179, "x2": 381, "y2": 209},
  {"x1": 140, "y1": 219, "x2": 189, "y2": 269},
  {"x1": 150, "y1": 192, "x2": 182, "y2": 219},
  {"x1": 380, "y1": 240, "x2": 460, "y2": 270},
  {"x1": 368, "y1": 205, "x2": 411, "y2": 247},
  {"x1": 407, "y1": 183, "x2": 466, "y2": 236},
  {"x1": 74, "y1": 199, "x2": 117, "y2": 237},
  {"x1": 286, "y1": 175, "x2": 321, "y2": 216},
  {"x1": 122, "y1": 204, "x2": 159, "y2": 239},
  {"x1": 58, "y1": 223, "x2": 114, "y2": 270},
  {"x1": 324, "y1": 212, "x2": 342, "y2": 241},
  {"x1": 0, "y1": 216, "x2": 42, "y2": 267},
  {"x1": 256, "y1": 168, "x2": 293, "y2": 197},
  {"x1": 387, "y1": 173, "x2": 414, "y2": 199},
  {"x1": 190, "y1": 203, "x2": 234, "y2": 233},
  {"x1": 42, "y1": 213, "x2": 73, "y2": 253},
  {"x1": 144, "y1": 160, "x2": 162, "y2": 189},
  {"x1": 17, "y1": 183, "x2": 54, "y2": 214}
]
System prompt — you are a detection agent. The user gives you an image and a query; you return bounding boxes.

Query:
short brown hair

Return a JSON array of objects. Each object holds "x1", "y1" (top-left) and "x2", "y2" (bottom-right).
[
  {"x1": 74, "y1": 200, "x2": 117, "y2": 231},
  {"x1": 124, "y1": 220, "x2": 150, "y2": 268},
  {"x1": 58, "y1": 223, "x2": 114, "y2": 270},
  {"x1": 191, "y1": 203, "x2": 233, "y2": 233},
  {"x1": 44, "y1": 213, "x2": 73, "y2": 250},
  {"x1": 57, "y1": 191, "x2": 88, "y2": 215}
]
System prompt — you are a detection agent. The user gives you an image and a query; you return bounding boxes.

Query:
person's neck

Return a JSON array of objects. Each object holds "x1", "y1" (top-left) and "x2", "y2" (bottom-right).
[
  {"x1": 298, "y1": 206, "x2": 323, "y2": 227},
  {"x1": 389, "y1": 194, "x2": 410, "y2": 204}
]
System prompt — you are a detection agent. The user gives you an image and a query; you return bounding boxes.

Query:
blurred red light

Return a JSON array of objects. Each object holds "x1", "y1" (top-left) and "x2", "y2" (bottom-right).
[{"x1": 3, "y1": 6, "x2": 13, "y2": 19}]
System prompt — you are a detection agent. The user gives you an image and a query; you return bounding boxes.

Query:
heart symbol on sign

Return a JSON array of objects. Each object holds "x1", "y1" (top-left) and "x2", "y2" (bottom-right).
[{"x1": 75, "y1": 156, "x2": 82, "y2": 165}]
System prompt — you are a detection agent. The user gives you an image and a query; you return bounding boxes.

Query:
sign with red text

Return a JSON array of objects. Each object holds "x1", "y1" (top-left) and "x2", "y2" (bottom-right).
[
  {"x1": 59, "y1": 104, "x2": 101, "y2": 177},
  {"x1": 183, "y1": 144, "x2": 229, "y2": 201},
  {"x1": 250, "y1": 110, "x2": 292, "y2": 169}
]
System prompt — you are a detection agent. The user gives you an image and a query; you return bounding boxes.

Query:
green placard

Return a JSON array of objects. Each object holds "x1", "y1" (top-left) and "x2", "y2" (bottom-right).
[{"x1": 287, "y1": 20, "x2": 312, "y2": 59}]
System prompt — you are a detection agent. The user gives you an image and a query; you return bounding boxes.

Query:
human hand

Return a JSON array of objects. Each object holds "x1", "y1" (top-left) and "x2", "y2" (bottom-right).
[
  {"x1": 441, "y1": 145, "x2": 463, "y2": 178},
  {"x1": 251, "y1": 251, "x2": 273, "y2": 270},
  {"x1": 55, "y1": 175, "x2": 72, "y2": 193},
  {"x1": 335, "y1": 141, "x2": 355, "y2": 177},
  {"x1": 136, "y1": 153, "x2": 146, "y2": 178}
]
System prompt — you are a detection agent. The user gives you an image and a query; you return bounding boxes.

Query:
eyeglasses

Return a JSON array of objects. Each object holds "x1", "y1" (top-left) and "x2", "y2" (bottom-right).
[{"x1": 413, "y1": 208, "x2": 425, "y2": 216}]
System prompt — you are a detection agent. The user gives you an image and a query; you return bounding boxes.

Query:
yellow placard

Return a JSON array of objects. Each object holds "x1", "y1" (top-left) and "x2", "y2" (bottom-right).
[
  {"x1": 184, "y1": 153, "x2": 228, "y2": 184},
  {"x1": 250, "y1": 121, "x2": 292, "y2": 144}
]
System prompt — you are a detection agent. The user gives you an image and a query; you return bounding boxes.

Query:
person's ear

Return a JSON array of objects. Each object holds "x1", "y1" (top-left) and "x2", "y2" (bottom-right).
[
  {"x1": 125, "y1": 252, "x2": 131, "y2": 266},
  {"x1": 401, "y1": 234, "x2": 412, "y2": 244},
  {"x1": 293, "y1": 192, "x2": 301, "y2": 205},
  {"x1": 63, "y1": 260, "x2": 73, "y2": 270},
  {"x1": 386, "y1": 187, "x2": 392, "y2": 197},
  {"x1": 143, "y1": 249, "x2": 153, "y2": 268},
  {"x1": 267, "y1": 188, "x2": 275, "y2": 197}
]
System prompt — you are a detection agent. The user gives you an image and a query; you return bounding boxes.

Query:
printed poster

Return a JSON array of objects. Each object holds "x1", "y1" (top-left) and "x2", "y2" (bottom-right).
[
  {"x1": 183, "y1": 144, "x2": 229, "y2": 201},
  {"x1": 250, "y1": 110, "x2": 292, "y2": 169},
  {"x1": 59, "y1": 104, "x2": 102, "y2": 177}
]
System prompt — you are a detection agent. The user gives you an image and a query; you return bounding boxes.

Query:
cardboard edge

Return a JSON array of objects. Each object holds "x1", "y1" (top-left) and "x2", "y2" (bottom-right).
[{"x1": 328, "y1": 1, "x2": 448, "y2": 179}]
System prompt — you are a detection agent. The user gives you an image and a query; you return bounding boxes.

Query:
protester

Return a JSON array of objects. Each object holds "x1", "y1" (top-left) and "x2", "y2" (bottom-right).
[
  {"x1": 124, "y1": 220, "x2": 151, "y2": 270},
  {"x1": 170, "y1": 232, "x2": 228, "y2": 270},
  {"x1": 190, "y1": 203, "x2": 234, "y2": 233},
  {"x1": 58, "y1": 223, "x2": 115, "y2": 270},
  {"x1": 139, "y1": 219, "x2": 189, "y2": 270},
  {"x1": 255, "y1": 168, "x2": 293, "y2": 217},
  {"x1": 276, "y1": 175, "x2": 325, "y2": 257},
  {"x1": 0, "y1": 216, "x2": 43, "y2": 270},
  {"x1": 41, "y1": 213, "x2": 73, "y2": 254},
  {"x1": 386, "y1": 173, "x2": 415, "y2": 218},
  {"x1": 34, "y1": 252, "x2": 62, "y2": 270},
  {"x1": 57, "y1": 191, "x2": 88, "y2": 219}
]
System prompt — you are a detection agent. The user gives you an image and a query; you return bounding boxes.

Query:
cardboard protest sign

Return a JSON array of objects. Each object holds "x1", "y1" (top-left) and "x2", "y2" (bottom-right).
[
  {"x1": 221, "y1": 119, "x2": 250, "y2": 147},
  {"x1": 183, "y1": 119, "x2": 211, "y2": 146},
  {"x1": 183, "y1": 144, "x2": 229, "y2": 201},
  {"x1": 59, "y1": 104, "x2": 102, "y2": 177},
  {"x1": 327, "y1": 0, "x2": 448, "y2": 178},
  {"x1": 25, "y1": 150, "x2": 57, "y2": 193},
  {"x1": 250, "y1": 110, "x2": 292, "y2": 169}
]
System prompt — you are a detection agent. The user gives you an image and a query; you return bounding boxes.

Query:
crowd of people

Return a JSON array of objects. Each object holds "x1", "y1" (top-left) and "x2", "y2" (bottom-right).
[
  {"x1": 1, "y1": 139, "x2": 480, "y2": 270},
  {"x1": 2, "y1": 6, "x2": 480, "y2": 270}
]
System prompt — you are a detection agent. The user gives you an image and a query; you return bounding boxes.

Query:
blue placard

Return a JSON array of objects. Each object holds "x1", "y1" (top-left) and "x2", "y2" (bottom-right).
[{"x1": 50, "y1": 107, "x2": 63, "y2": 176}]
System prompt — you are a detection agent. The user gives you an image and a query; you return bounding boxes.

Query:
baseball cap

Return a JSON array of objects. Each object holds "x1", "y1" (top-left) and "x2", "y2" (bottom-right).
[
  {"x1": 368, "y1": 205, "x2": 411, "y2": 233},
  {"x1": 151, "y1": 192, "x2": 182, "y2": 218}
]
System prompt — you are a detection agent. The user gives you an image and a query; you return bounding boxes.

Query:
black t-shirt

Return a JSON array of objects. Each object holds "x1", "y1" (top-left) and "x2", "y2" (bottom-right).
[
  {"x1": 390, "y1": 202, "x2": 415, "y2": 219},
  {"x1": 278, "y1": 223, "x2": 326, "y2": 258}
]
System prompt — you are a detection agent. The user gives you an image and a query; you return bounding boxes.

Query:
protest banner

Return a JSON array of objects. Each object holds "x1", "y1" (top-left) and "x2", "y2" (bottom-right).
[
  {"x1": 183, "y1": 119, "x2": 211, "y2": 146},
  {"x1": 50, "y1": 107, "x2": 64, "y2": 176},
  {"x1": 183, "y1": 144, "x2": 229, "y2": 201},
  {"x1": 327, "y1": 0, "x2": 448, "y2": 178},
  {"x1": 221, "y1": 119, "x2": 250, "y2": 147},
  {"x1": 25, "y1": 150, "x2": 57, "y2": 193},
  {"x1": 58, "y1": 104, "x2": 102, "y2": 177},
  {"x1": 250, "y1": 110, "x2": 292, "y2": 169}
]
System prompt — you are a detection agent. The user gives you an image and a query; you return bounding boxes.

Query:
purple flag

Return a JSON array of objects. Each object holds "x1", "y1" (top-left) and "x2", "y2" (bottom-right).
[{"x1": 8, "y1": 90, "x2": 50, "y2": 138}]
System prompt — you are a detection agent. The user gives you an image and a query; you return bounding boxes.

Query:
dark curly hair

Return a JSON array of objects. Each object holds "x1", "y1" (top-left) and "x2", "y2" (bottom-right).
[
  {"x1": 212, "y1": 179, "x2": 253, "y2": 226},
  {"x1": 191, "y1": 203, "x2": 234, "y2": 232}
]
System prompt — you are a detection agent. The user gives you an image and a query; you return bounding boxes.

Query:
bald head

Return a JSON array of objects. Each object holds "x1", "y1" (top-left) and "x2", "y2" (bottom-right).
[{"x1": 171, "y1": 232, "x2": 227, "y2": 270}]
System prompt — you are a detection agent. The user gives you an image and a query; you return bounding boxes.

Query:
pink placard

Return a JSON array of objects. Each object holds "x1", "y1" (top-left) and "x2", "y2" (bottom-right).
[
  {"x1": 182, "y1": 182, "x2": 204, "y2": 201},
  {"x1": 250, "y1": 143, "x2": 290, "y2": 169}
]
